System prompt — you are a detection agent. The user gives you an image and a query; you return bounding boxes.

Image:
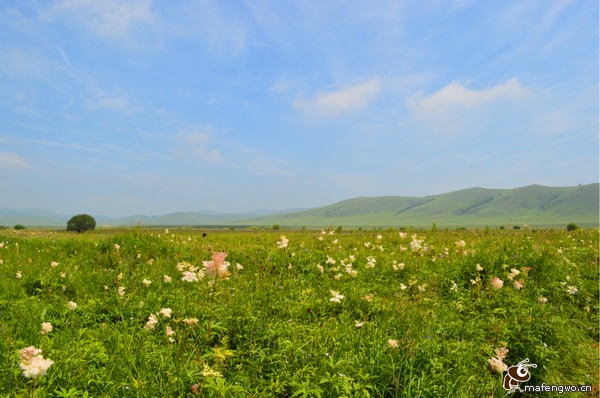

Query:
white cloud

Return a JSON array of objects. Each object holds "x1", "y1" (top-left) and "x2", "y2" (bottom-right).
[
  {"x1": 46, "y1": 0, "x2": 155, "y2": 40},
  {"x1": 293, "y1": 77, "x2": 382, "y2": 117},
  {"x1": 406, "y1": 78, "x2": 530, "y2": 116},
  {"x1": 0, "y1": 151, "x2": 31, "y2": 170}
]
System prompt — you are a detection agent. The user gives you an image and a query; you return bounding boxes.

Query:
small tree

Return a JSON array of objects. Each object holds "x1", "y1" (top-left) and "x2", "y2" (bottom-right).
[
  {"x1": 566, "y1": 223, "x2": 579, "y2": 231},
  {"x1": 14, "y1": 224, "x2": 26, "y2": 230},
  {"x1": 67, "y1": 214, "x2": 96, "y2": 233}
]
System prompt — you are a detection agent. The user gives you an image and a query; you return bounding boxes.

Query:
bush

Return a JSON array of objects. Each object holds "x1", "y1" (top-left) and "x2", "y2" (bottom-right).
[
  {"x1": 67, "y1": 214, "x2": 96, "y2": 233},
  {"x1": 566, "y1": 223, "x2": 579, "y2": 231},
  {"x1": 272, "y1": 224, "x2": 281, "y2": 230},
  {"x1": 14, "y1": 224, "x2": 26, "y2": 230}
]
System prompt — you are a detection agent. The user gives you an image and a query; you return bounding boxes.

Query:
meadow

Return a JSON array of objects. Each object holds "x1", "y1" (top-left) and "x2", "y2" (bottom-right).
[{"x1": 0, "y1": 227, "x2": 597, "y2": 397}]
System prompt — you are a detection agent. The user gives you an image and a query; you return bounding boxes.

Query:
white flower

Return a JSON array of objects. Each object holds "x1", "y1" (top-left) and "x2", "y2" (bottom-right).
[
  {"x1": 355, "y1": 321, "x2": 363, "y2": 328},
  {"x1": 566, "y1": 285, "x2": 578, "y2": 295},
  {"x1": 16, "y1": 271, "x2": 22, "y2": 279},
  {"x1": 50, "y1": 261, "x2": 59, "y2": 269},
  {"x1": 166, "y1": 326, "x2": 175, "y2": 336},
  {"x1": 144, "y1": 313, "x2": 158, "y2": 330},
  {"x1": 159, "y1": 308, "x2": 172, "y2": 318},
  {"x1": 399, "y1": 232, "x2": 407, "y2": 239},
  {"x1": 163, "y1": 275, "x2": 172, "y2": 283},
  {"x1": 507, "y1": 268, "x2": 520, "y2": 280},
  {"x1": 476, "y1": 264, "x2": 483, "y2": 272},
  {"x1": 450, "y1": 281, "x2": 458, "y2": 291},
  {"x1": 41, "y1": 322, "x2": 52, "y2": 335},
  {"x1": 67, "y1": 301, "x2": 77, "y2": 311},
  {"x1": 277, "y1": 235, "x2": 289, "y2": 249},
  {"x1": 316, "y1": 264, "x2": 324, "y2": 273},
  {"x1": 388, "y1": 339, "x2": 399, "y2": 348},
  {"x1": 236, "y1": 263, "x2": 244, "y2": 270},
  {"x1": 329, "y1": 290, "x2": 344, "y2": 303},
  {"x1": 399, "y1": 283, "x2": 407, "y2": 290},
  {"x1": 118, "y1": 286, "x2": 125, "y2": 298},
  {"x1": 377, "y1": 235, "x2": 382, "y2": 240},
  {"x1": 326, "y1": 256, "x2": 336, "y2": 265},
  {"x1": 60, "y1": 272, "x2": 66, "y2": 278},
  {"x1": 538, "y1": 296, "x2": 548, "y2": 304},
  {"x1": 142, "y1": 279, "x2": 152, "y2": 287},
  {"x1": 114, "y1": 244, "x2": 120, "y2": 250},
  {"x1": 490, "y1": 277, "x2": 504, "y2": 290},
  {"x1": 181, "y1": 271, "x2": 199, "y2": 283},
  {"x1": 182, "y1": 318, "x2": 199, "y2": 325},
  {"x1": 19, "y1": 349, "x2": 54, "y2": 379}
]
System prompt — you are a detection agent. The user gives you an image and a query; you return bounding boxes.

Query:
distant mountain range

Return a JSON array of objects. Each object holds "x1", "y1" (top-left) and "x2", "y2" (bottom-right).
[{"x1": 1, "y1": 184, "x2": 598, "y2": 228}]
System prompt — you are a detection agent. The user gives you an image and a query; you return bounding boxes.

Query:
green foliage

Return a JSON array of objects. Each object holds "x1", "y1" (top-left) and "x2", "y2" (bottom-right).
[
  {"x1": 431, "y1": 222, "x2": 438, "y2": 233},
  {"x1": 335, "y1": 225, "x2": 343, "y2": 233},
  {"x1": 513, "y1": 225, "x2": 521, "y2": 230},
  {"x1": 0, "y1": 228, "x2": 597, "y2": 396},
  {"x1": 272, "y1": 224, "x2": 281, "y2": 230},
  {"x1": 13, "y1": 224, "x2": 25, "y2": 230},
  {"x1": 67, "y1": 214, "x2": 96, "y2": 233},
  {"x1": 566, "y1": 223, "x2": 579, "y2": 231}
]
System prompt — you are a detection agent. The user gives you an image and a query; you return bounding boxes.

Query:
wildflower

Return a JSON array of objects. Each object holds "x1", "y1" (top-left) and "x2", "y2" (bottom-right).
[
  {"x1": 507, "y1": 268, "x2": 520, "y2": 280},
  {"x1": 316, "y1": 264, "x2": 324, "y2": 273},
  {"x1": 418, "y1": 284, "x2": 427, "y2": 292},
  {"x1": 182, "y1": 318, "x2": 199, "y2": 325},
  {"x1": 377, "y1": 235, "x2": 382, "y2": 240},
  {"x1": 114, "y1": 244, "x2": 120, "y2": 250},
  {"x1": 118, "y1": 286, "x2": 125, "y2": 298},
  {"x1": 388, "y1": 339, "x2": 399, "y2": 349},
  {"x1": 514, "y1": 280, "x2": 523, "y2": 290},
  {"x1": 490, "y1": 277, "x2": 504, "y2": 290},
  {"x1": 488, "y1": 357, "x2": 507, "y2": 374},
  {"x1": 399, "y1": 232, "x2": 407, "y2": 239},
  {"x1": 326, "y1": 256, "x2": 336, "y2": 265},
  {"x1": 476, "y1": 264, "x2": 483, "y2": 272},
  {"x1": 164, "y1": 275, "x2": 172, "y2": 283},
  {"x1": 361, "y1": 294, "x2": 374, "y2": 302},
  {"x1": 142, "y1": 279, "x2": 152, "y2": 287},
  {"x1": 67, "y1": 301, "x2": 77, "y2": 311},
  {"x1": 450, "y1": 281, "x2": 458, "y2": 291},
  {"x1": 277, "y1": 235, "x2": 289, "y2": 249},
  {"x1": 144, "y1": 314, "x2": 158, "y2": 330},
  {"x1": 16, "y1": 271, "x2": 22, "y2": 279},
  {"x1": 50, "y1": 261, "x2": 59, "y2": 269},
  {"x1": 355, "y1": 321, "x2": 363, "y2": 328},
  {"x1": 566, "y1": 285, "x2": 578, "y2": 295},
  {"x1": 236, "y1": 263, "x2": 243, "y2": 270},
  {"x1": 60, "y1": 272, "x2": 66, "y2": 278},
  {"x1": 159, "y1": 308, "x2": 172, "y2": 318},
  {"x1": 18, "y1": 346, "x2": 53, "y2": 379},
  {"x1": 117, "y1": 272, "x2": 123, "y2": 280},
  {"x1": 203, "y1": 251, "x2": 231, "y2": 280},
  {"x1": 399, "y1": 283, "x2": 407, "y2": 290},
  {"x1": 329, "y1": 290, "x2": 344, "y2": 303},
  {"x1": 41, "y1": 322, "x2": 52, "y2": 335},
  {"x1": 334, "y1": 273, "x2": 342, "y2": 280},
  {"x1": 392, "y1": 261, "x2": 405, "y2": 271},
  {"x1": 181, "y1": 271, "x2": 199, "y2": 283},
  {"x1": 176, "y1": 262, "x2": 185, "y2": 272},
  {"x1": 365, "y1": 257, "x2": 376, "y2": 268},
  {"x1": 332, "y1": 239, "x2": 338, "y2": 244},
  {"x1": 455, "y1": 240, "x2": 466, "y2": 247},
  {"x1": 202, "y1": 364, "x2": 223, "y2": 378},
  {"x1": 166, "y1": 326, "x2": 175, "y2": 336},
  {"x1": 538, "y1": 296, "x2": 548, "y2": 304}
]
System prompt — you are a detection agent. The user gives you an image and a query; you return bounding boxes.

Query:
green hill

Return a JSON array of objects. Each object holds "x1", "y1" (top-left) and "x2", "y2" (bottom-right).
[{"x1": 235, "y1": 184, "x2": 599, "y2": 228}]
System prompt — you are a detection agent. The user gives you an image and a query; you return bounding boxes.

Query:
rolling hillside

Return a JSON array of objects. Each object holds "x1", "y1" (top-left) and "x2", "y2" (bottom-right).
[
  {"x1": 235, "y1": 184, "x2": 599, "y2": 228},
  {"x1": 1, "y1": 184, "x2": 597, "y2": 228}
]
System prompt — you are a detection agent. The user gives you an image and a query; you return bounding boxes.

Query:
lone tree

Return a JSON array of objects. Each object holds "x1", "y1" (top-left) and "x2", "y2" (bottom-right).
[{"x1": 67, "y1": 214, "x2": 96, "y2": 233}]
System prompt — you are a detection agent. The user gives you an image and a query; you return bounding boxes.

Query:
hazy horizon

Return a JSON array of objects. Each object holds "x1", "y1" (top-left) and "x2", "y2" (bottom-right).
[{"x1": 1, "y1": 1, "x2": 598, "y2": 217}]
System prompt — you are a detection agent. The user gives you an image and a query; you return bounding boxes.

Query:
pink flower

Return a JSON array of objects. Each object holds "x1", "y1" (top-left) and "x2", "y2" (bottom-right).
[
  {"x1": 203, "y1": 251, "x2": 231, "y2": 279},
  {"x1": 490, "y1": 277, "x2": 504, "y2": 290},
  {"x1": 514, "y1": 280, "x2": 523, "y2": 290}
]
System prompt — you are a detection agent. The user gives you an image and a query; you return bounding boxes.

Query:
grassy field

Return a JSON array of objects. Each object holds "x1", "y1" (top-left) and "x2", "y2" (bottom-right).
[{"x1": 0, "y1": 227, "x2": 598, "y2": 397}]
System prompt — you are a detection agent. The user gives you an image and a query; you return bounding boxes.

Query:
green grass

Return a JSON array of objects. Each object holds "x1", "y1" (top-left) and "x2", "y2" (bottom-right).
[{"x1": 0, "y1": 228, "x2": 597, "y2": 397}]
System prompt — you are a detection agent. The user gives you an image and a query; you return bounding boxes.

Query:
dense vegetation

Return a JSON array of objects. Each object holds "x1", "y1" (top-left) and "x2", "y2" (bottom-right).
[{"x1": 0, "y1": 228, "x2": 597, "y2": 397}]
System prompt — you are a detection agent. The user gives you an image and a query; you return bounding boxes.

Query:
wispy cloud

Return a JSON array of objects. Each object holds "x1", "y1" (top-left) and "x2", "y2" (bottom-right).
[
  {"x1": 406, "y1": 78, "x2": 530, "y2": 116},
  {"x1": 293, "y1": 77, "x2": 382, "y2": 117},
  {"x1": 0, "y1": 151, "x2": 31, "y2": 171},
  {"x1": 45, "y1": 0, "x2": 156, "y2": 40}
]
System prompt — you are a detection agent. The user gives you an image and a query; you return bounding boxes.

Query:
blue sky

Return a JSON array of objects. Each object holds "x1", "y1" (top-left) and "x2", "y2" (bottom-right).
[{"x1": 0, "y1": 0, "x2": 597, "y2": 217}]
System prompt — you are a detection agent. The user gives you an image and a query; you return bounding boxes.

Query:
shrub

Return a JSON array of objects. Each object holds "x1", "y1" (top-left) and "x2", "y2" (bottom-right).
[
  {"x1": 336, "y1": 225, "x2": 343, "y2": 233},
  {"x1": 14, "y1": 224, "x2": 26, "y2": 230},
  {"x1": 566, "y1": 223, "x2": 579, "y2": 231},
  {"x1": 67, "y1": 214, "x2": 96, "y2": 233},
  {"x1": 513, "y1": 225, "x2": 521, "y2": 230},
  {"x1": 272, "y1": 224, "x2": 281, "y2": 230}
]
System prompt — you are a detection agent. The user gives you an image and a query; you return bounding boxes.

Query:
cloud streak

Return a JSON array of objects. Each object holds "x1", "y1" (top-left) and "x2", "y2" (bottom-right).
[{"x1": 293, "y1": 77, "x2": 382, "y2": 117}]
